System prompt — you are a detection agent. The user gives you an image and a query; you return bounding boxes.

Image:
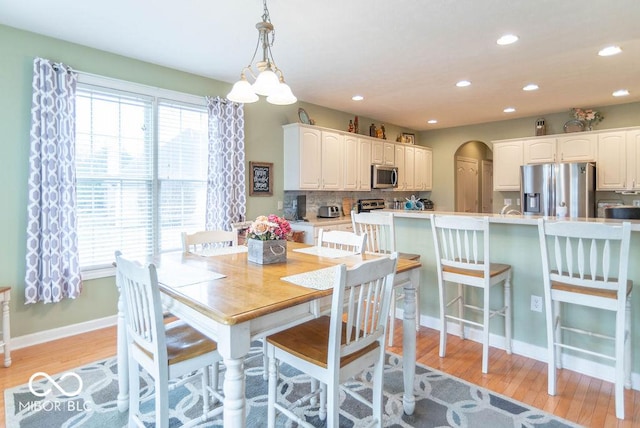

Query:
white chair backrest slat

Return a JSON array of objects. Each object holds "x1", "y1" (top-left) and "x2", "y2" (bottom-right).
[
  {"x1": 351, "y1": 211, "x2": 396, "y2": 254},
  {"x1": 317, "y1": 229, "x2": 367, "y2": 253},
  {"x1": 538, "y1": 219, "x2": 631, "y2": 293},
  {"x1": 181, "y1": 230, "x2": 238, "y2": 253},
  {"x1": 333, "y1": 254, "x2": 397, "y2": 360},
  {"x1": 116, "y1": 251, "x2": 166, "y2": 361},
  {"x1": 432, "y1": 215, "x2": 490, "y2": 274}
]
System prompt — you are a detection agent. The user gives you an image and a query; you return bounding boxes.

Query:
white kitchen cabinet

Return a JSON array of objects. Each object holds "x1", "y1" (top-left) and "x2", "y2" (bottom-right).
[
  {"x1": 556, "y1": 134, "x2": 596, "y2": 162},
  {"x1": 372, "y1": 140, "x2": 395, "y2": 165},
  {"x1": 394, "y1": 145, "x2": 406, "y2": 190},
  {"x1": 394, "y1": 144, "x2": 415, "y2": 190},
  {"x1": 414, "y1": 146, "x2": 432, "y2": 191},
  {"x1": 629, "y1": 130, "x2": 640, "y2": 190},
  {"x1": 343, "y1": 134, "x2": 359, "y2": 190},
  {"x1": 344, "y1": 135, "x2": 371, "y2": 190},
  {"x1": 492, "y1": 141, "x2": 523, "y2": 191},
  {"x1": 597, "y1": 131, "x2": 627, "y2": 190},
  {"x1": 597, "y1": 129, "x2": 640, "y2": 191},
  {"x1": 283, "y1": 124, "x2": 342, "y2": 190},
  {"x1": 523, "y1": 138, "x2": 556, "y2": 164},
  {"x1": 284, "y1": 123, "x2": 432, "y2": 191}
]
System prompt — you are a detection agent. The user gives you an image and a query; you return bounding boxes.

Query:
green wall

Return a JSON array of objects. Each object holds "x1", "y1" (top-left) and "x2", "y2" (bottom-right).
[
  {"x1": 0, "y1": 24, "x2": 416, "y2": 338},
  {"x1": 3, "y1": 23, "x2": 640, "y2": 348}
]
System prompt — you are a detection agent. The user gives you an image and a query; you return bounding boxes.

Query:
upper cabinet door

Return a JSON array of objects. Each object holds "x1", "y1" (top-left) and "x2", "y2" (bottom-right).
[
  {"x1": 383, "y1": 142, "x2": 395, "y2": 165},
  {"x1": 627, "y1": 129, "x2": 640, "y2": 190},
  {"x1": 358, "y1": 139, "x2": 372, "y2": 190},
  {"x1": 371, "y1": 140, "x2": 384, "y2": 164},
  {"x1": 320, "y1": 131, "x2": 343, "y2": 189},
  {"x1": 596, "y1": 131, "x2": 627, "y2": 190},
  {"x1": 557, "y1": 134, "x2": 596, "y2": 162},
  {"x1": 524, "y1": 138, "x2": 556, "y2": 164},
  {"x1": 343, "y1": 134, "x2": 359, "y2": 190},
  {"x1": 492, "y1": 141, "x2": 523, "y2": 191}
]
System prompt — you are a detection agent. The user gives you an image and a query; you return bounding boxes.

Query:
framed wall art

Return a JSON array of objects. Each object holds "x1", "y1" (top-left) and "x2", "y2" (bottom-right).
[
  {"x1": 402, "y1": 133, "x2": 415, "y2": 145},
  {"x1": 249, "y1": 161, "x2": 273, "y2": 196}
]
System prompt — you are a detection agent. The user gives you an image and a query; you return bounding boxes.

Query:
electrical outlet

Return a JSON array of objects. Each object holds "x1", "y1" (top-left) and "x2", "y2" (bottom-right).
[
  {"x1": 633, "y1": 200, "x2": 640, "y2": 207},
  {"x1": 504, "y1": 198, "x2": 512, "y2": 206},
  {"x1": 277, "y1": 201, "x2": 283, "y2": 210},
  {"x1": 530, "y1": 295, "x2": 543, "y2": 312},
  {"x1": 516, "y1": 198, "x2": 521, "y2": 206}
]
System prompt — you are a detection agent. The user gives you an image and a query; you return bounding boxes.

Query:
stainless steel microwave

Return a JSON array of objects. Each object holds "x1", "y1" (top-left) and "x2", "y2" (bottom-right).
[{"x1": 371, "y1": 165, "x2": 398, "y2": 189}]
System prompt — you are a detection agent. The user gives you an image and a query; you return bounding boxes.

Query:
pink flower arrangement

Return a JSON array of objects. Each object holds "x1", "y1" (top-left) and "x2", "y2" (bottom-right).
[
  {"x1": 572, "y1": 108, "x2": 604, "y2": 125},
  {"x1": 248, "y1": 214, "x2": 292, "y2": 241}
]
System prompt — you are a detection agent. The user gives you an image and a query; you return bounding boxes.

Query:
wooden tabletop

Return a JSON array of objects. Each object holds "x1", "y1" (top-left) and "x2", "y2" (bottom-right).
[{"x1": 154, "y1": 242, "x2": 421, "y2": 326}]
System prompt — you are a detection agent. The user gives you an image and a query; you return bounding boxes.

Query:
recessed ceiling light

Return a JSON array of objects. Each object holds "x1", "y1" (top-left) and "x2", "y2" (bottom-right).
[
  {"x1": 523, "y1": 83, "x2": 539, "y2": 91},
  {"x1": 497, "y1": 34, "x2": 519, "y2": 45},
  {"x1": 598, "y1": 45, "x2": 622, "y2": 56},
  {"x1": 456, "y1": 80, "x2": 471, "y2": 87},
  {"x1": 503, "y1": 107, "x2": 516, "y2": 113},
  {"x1": 613, "y1": 89, "x2": 629, "y2": 97},
  {"x1": 427, "y1": 119, "x2": 438, "y2": 124},
  {"x1": 351, "y1": 95, "x2": 364, "y2": 101}
]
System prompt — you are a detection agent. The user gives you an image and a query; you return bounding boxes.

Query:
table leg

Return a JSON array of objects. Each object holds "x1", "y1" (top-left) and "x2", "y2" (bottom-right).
[
  {"x1": 116, "y1": 289, "x2": 129, "y2": 412},
  {"x1": 402, "y1": 268, "x2": 418, "y2": 415},
  {"x1": 218, "y1": 326, "x2": 250, "y2": 428},
  {"x1": 2, "y1": 296, "x2": 10, "y2": 367}
]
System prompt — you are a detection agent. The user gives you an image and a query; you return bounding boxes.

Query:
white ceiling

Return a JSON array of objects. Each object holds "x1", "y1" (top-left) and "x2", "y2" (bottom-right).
[{"x1": 1, "y1": 0, "x2": 639, "y2": 130}]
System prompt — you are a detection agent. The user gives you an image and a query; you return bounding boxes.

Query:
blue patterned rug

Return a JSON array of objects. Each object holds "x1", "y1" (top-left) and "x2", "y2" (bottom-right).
[{"x1": 5, "y1": 343, "x2": 580, "y2": 427}]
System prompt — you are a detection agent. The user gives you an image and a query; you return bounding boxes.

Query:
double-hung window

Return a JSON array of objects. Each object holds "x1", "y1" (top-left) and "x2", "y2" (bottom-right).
[{"x1": 75, "y1": 76, "x2": 208, "y2": 278}]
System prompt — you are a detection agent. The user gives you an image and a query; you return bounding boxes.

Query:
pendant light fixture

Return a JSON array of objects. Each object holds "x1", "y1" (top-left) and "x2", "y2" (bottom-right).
[{"x1": 227, "y1": 0, "x2": 296, "y2": 105}]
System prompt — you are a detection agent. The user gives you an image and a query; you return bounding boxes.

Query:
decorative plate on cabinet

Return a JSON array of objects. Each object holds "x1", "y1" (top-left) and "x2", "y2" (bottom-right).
[
  {"x1": 563, "y1": 119, "x2": 585, "y2": 133},
  {"x1": 298, "y1": 108, "x2": 311, "y2": 125}
]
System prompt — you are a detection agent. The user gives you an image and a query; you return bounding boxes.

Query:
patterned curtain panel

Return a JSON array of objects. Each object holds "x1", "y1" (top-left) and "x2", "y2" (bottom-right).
[
  {"x1": 24, "y1": 58, "x2": 82, "y2": 304},
  {"x1": 205, "y1": 97, "x2": 247, "y2": 231}
]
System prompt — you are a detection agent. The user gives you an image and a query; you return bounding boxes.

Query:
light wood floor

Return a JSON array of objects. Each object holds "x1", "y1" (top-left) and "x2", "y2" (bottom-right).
[{"x1": 1, "y1": 324, "x2": 638, "y2": 427}]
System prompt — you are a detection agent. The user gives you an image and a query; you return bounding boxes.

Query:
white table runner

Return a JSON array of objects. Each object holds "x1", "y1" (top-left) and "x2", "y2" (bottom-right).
[
  {"x1": 281, "y1": 266, "x2": 340, "y2": 291},
  {"x1": 157, "y1": 262, "x2": 225, "y2": 288},
  {"x1": 293, "y1": 246, "x2": 357, "y2": 259}
]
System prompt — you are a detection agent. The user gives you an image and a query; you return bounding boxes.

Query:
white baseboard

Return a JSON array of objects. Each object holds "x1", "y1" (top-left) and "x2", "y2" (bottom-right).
[
  {"x1": 399, "y1": 309, "x2": 640, "y2": 391},
  {"x1": 0, "y1": 315, "x2": 117, "y2": 352}
]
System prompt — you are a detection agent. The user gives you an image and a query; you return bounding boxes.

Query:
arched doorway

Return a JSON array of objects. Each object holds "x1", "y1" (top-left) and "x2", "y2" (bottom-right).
[{"x1": 454, "y1": 141, "x2": 493, "y2": 213}]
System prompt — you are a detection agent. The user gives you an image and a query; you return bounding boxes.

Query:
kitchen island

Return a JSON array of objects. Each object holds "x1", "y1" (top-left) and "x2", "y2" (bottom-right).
[{"x1": 386, "y1": 210, "x2": 640, "y2": 389}]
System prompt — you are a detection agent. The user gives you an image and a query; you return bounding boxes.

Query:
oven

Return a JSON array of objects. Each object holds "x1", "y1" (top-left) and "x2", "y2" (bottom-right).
[{"x1": 356, "y1": 198, "x2": 386, "y2": 213}]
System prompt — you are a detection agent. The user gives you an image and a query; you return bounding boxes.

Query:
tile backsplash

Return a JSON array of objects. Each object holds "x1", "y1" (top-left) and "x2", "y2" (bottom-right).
[{"x1": 283, "y1": 190, "x2": 431, "y2": 220}]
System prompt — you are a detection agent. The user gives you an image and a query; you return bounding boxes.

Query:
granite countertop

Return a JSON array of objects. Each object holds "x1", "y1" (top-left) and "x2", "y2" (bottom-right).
[
  {"x1": 289, "y1": 216, "x2": 352, "y2": 227},
  {"x1": 383, "y1": 209, "x2": 640, "y2": 231}
]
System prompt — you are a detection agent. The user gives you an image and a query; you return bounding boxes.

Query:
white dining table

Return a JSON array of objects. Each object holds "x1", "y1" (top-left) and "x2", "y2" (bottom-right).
[{"x1": 115, "y1": 243, "x2": 420, "y2": 427}]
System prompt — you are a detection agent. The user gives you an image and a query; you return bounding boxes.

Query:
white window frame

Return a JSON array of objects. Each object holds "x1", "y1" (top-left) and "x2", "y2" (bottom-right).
[{"x1": 77, "y1": 74, "x2": 208, "y2": 280}]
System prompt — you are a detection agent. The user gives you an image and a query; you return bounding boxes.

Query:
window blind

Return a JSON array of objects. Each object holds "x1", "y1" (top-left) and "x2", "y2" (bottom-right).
[{"x1": 75, "y1": 84, "x2": 208, "y2": 272}]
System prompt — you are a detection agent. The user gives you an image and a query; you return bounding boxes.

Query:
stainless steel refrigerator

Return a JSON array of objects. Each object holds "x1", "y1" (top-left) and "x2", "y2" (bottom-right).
[{"x1": 520, "y1": 162, "x2": 596, "y2": 217}]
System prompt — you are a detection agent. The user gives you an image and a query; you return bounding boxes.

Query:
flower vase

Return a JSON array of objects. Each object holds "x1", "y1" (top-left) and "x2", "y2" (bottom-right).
[
  {"x1": 585, "y1": 122, "x2": 593, "y2": 131},
  {"x1": 247, "y1": 238, "x2": 287, "y2": 264}
]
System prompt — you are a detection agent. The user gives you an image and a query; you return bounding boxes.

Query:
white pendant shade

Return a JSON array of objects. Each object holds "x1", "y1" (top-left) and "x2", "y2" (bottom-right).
[
  {"x1": 252, "y1": 69, "x2": 280, "y2": 96},
  {"x1": 228, "y1": 0, "x2": 296, "y2": 106},
  {"x1": 266, "y1": 82, "x2": 297, "y2": 105},
  {"x1": 227, "y1": 79, "x2": 259, "y2": 104}
]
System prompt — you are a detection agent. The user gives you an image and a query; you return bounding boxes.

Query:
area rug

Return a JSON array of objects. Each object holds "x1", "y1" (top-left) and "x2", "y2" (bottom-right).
[{"x1": 5, "y1": 343, "x2": 580, "y2": 427}]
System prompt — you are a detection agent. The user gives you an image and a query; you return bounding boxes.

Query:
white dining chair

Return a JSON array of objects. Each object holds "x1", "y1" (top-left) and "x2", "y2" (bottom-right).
[
  {"x1": 181, "y1": 230, "x2": 238, "y2": 253},
  {"x1": 351, "y1": 210, "x2": 421, "y2": 346},
  {"x1": 266, "y1": 253, "x2": 398, "y2": 428},
  {"x1": 430, "y1": 214, "x2": 512, "y2": 374},
  {"x1": 115, "y1": 251, "x2": 224, "y2": 427},
  {"x1": 317, "y1": 228, "x2": 367, "y2": 253},
  {"x1": 537, "y1": 219, "x2": 632, "y2": 420}
]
